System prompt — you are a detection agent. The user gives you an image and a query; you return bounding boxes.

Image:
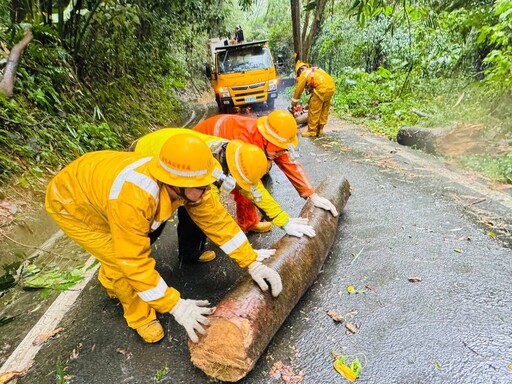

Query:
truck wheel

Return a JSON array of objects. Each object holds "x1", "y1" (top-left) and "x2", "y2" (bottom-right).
[
  {"x1": 216, "y1": 97, "x2": 223, "y2": 113},
  {"x1": 267, "y1": 98, "x2": 275, "y2": 110},
  {"x1": 217, "y1": 99, "x2": 232, "y2": 114}
]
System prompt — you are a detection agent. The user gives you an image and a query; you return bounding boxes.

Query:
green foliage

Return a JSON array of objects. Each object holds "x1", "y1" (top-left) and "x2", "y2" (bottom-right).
[
  {"x1": 22, "y1": 264, "x2": 85, "y2": 291},
  {"x1": 332, "y1": 66, "x2": 420, "y2": 138},
  {"x1": 478, "y1": 0, "x2": 512, "y2": 91},
  {"x1": 153, "y1": 363, "x2": 170, "y2": 383},
  {"x1": 263, "y1": 1, "x2": 293, "y2": 72},
  {"x1": 1, "y1": 0, "x2": 510, "y2": 188},
  {"x1": 0, "y1": 0, "x2": 241, "y2": 189},
  {"x1": 55, "y1": 357, "x2": 68, "y2": 384},
  {"x1": 307, "y1": 0, "x2": 511, "y2": 184},
  {"x1": 459, "y1": 152, "x2": 512, "y2": 183}
]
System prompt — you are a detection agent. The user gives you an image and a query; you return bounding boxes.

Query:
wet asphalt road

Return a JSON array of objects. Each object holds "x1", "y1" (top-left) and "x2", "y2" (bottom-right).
[{"x1": 3, "y1": 96, "x2": 512, "y2": 384}]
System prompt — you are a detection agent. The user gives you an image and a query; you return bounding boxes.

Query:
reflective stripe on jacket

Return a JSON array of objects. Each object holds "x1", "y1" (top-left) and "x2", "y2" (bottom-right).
[
  {"x1": 45, "y1": 150, "x2": 256, "y2": 314},
  {"x1": 193, "y1": 115, "x2": 315, "y2": 198}
]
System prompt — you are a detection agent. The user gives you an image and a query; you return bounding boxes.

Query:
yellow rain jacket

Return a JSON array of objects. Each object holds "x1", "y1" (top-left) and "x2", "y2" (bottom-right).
[
  {"x1": 135, "y1": 128, "x2": 289, "y2": 228},
  {"x1": 292, "y1": 66, "x2": 335, "y2": 102},
  {"x1": 45, "y1": 151, "x2": 256, "y2": 327}
]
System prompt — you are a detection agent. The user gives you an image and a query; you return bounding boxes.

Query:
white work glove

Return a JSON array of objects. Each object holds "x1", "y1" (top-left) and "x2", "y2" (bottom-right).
[
  {"x1": 255, "y1": 249, "x2": 276, "y2": 262},
  {"x1": 248, "y1": 261, "x2": 282, "y2": 297},
  {"x1": 309, "y1": 193, "x2": 338, "y2": 217},
  {"x1": 170, "y1": 298, "x2": 216, "y2": 343},
  {"x1": 282, "y1": 217, "x2": 316, "y2": 238}
]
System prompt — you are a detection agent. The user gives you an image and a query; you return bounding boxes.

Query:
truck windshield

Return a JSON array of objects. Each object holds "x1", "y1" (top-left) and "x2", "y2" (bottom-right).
[{"x1": 217, "y1": 46, "x2": 273, "y2": 74}]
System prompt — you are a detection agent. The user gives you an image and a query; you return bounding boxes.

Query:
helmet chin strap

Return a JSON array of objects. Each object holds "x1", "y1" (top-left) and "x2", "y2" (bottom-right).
[{"x1": 171, "y1": 187, "x2": 202, "y2": 205}]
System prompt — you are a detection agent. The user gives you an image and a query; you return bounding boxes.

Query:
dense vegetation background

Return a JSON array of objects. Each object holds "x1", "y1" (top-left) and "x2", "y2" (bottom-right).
[{"x1": 0, "y1": 0, "x2": 510, "y2": 193}]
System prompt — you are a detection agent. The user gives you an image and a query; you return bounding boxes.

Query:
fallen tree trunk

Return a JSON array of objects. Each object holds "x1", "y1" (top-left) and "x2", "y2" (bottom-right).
[
  {"x1": 396, "y1": 126, "x2": 451, "y2": 154},
  {"x1": 0, "y1": 30, "x2": 33, "y2": 98},
  {"x1": 189, "y1": 177, "x2": 351, "y2": 382}
]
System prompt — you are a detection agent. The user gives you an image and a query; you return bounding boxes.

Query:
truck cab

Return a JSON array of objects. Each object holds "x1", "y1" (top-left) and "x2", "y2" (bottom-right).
[{"x1": 206, "y1": 39, "x2": 278, "y2": 113}]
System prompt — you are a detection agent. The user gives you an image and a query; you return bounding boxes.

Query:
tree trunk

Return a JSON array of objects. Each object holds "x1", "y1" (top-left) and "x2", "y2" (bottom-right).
[
  {"x1": 189, "y1": 178, "x2": 352, "y2": 382},
  {"x1": 397, "y1": 126, "x2": 451, "y2": 154},
  {"x1": 290, "y1": 0, "x2": 302, "y2": 60},
  {"x1": 301, "y1": 8, "x2": 309, "y2": 56},
  {"x1": 0, "y1": 30, "x2": 33, "y2": 98},
  {"x1": 302, "y1": 0, "x2": 327, "y2": 61}
]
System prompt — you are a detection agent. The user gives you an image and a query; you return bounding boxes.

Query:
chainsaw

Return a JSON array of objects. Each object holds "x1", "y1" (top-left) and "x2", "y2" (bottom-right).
[{"x1": 288, "y1": 104, "x2": 308, "y2": 126}]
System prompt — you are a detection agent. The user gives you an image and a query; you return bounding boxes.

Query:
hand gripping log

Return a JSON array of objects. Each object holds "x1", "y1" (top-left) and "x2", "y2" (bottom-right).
[{"x1": 189, "y1": 177, "x2": 351, "y2": 382}]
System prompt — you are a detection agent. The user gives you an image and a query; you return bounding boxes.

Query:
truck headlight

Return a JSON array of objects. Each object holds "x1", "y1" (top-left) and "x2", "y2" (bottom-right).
[
  {"x1": 268, "y1": 79, "x2": 278, "y2": 92},
  {"x1": 219, "y1": 87, "x2": 230, "y2": 98}
]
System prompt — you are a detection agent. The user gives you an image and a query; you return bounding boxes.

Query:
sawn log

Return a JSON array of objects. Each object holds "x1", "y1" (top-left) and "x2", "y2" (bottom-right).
[{"x1": 189, "y1": 177, "x2": 351, "y2": 382}]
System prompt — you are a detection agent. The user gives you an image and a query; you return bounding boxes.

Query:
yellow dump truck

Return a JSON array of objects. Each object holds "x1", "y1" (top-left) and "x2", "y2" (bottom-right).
[{"x1": 205, "y1": 38, "x2": 279, "y2": 113}]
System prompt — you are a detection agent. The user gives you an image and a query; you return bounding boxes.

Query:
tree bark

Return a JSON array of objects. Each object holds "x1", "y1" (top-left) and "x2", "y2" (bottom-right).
[
  {"x1": 0, "y1": 30, "x2": 33, "y2": 98},
  {"x1": 301, "y1": 7, "x2": 309, "y2": 56},
  {"x1": 397, "y1": 126, "x2": 451, "y2": 154},
  {"x1": 290, "y1": 0, "x2": 302, "y2": 60},
  {"x1": 189, "y1": 178, "x2": 352, "y2": 382}
]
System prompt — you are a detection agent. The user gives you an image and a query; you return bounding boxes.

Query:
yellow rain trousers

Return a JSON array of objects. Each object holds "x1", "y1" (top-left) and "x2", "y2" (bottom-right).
[
  {"x1": 45, "y1": 151, "x2": 257, "y2": 329},
  {"x1": 292, "y1": 67, "x2": 335, "y2": 133},
  {"x1": 135, "y1": 128, "x2": 289, "y2": 228}
]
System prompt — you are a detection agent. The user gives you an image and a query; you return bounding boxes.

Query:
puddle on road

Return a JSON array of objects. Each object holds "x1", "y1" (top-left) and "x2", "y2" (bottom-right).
[{"x1": 0, "y1": 235, "x2": 89, "y2": 366}]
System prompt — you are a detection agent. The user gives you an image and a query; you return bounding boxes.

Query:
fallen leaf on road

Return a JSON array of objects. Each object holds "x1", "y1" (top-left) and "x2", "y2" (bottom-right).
[
  {"x1": 345, "y1": 322, "x2": 358, "y2": 334},
  {"x1": 454, "y1": 248, "x2": 462, "y2": 253},
  {"x1": 268, "y1": 361, "x2": 304, "y2": 383},
  {"x1": 70, "y1": 343, "x2": 82, "y2": 360},
  {"x1": 333, "y1": 352, "x2": 365, "y2": 382},
  {"x1": 333, "y1": 360, "x2": 357, "y2": 382},
  {"x1": 408, "y1": 277, "x2": 422, "y2": 283},
  {"x1": 0, "y1": 370, "x2": 27, "y2": 384},
  {"x1": 326, "y1": 309, "x2": 344, "y2": 322},
  {"x1": 116, "y1": 347, "x2": 133, "y2": 359},
  {"x1": 333, "y1": 355, "x2": 362, "y2": 382},
  {"x1": 32, "y1": 327, "x2": 64, "y2": 346}
]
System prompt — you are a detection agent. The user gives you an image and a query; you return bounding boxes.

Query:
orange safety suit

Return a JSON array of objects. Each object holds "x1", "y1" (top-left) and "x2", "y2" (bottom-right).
[
  {"x1": 292, "y1": 66, "x2": 335, "y2": 134},
  {"x1": 45, "y1": 151, "x2": 257, "y2": 329},
  {"x1": 193, "y1": 115, "x2": 314, "y2": 231}
]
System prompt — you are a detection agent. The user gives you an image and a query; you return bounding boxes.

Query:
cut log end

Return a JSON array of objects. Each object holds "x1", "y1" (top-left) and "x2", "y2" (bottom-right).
[{"x1": 189, "y1": 317, "x2": 253, "y2": 382}]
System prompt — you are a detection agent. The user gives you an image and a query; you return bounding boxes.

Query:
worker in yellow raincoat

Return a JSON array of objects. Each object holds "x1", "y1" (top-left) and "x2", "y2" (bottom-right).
[
  {"x1": 133, "y1": 128, "x2": 316, "y2": 263},
  {"x1": 45, "y1": 134, "x2": 282, "y2": 344},
  {"x1": 291, "y1": 60, "x2": 336, "y2": 137}
]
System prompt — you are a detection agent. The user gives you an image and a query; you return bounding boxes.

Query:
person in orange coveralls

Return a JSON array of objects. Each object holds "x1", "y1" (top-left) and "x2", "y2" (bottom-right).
[
  {"x1": 193, "y1": 110, "x2": 338, "y2": 234},
  {"x1": 45, "y1": 134, "x2": 282, "y2": 344},
  {"x1": 291, "y1": 60, "x2": 336, "y2": 137}
]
